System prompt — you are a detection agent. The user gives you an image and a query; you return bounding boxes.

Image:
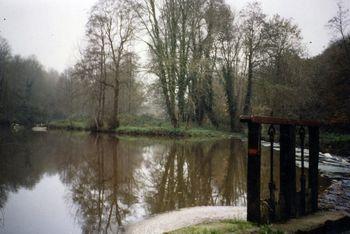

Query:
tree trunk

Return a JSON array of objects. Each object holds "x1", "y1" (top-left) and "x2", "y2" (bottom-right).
[
  {"x1": 159, "y1": 63, "x2": 178, "y2": 128},
  {"x1": 223, "y1": 66, "x2": 236, "y2": 132},
  {"x1": 243, "y1": 52, "x2": 253, "y2": 115},
  {"x1": 177, "y1": 4, "x2": 188, "y2": 122},
  {"x1": 204, "y1": 74, "x2": 219, "y2": 128},
  {"x1": 112, "y1": 73, "x2": 120, "y2": 129}
]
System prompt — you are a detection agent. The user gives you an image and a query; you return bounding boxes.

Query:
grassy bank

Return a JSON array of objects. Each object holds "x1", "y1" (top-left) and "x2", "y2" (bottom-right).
[
  {"x1": 167, "y1": 220, "x2": 281, "y2": 234},
  {"x1": 47, "y1": 118, "x2": 350, "y2": 153},
  {"x1": 48, "y1": 119, "x2": 231, "y2": 138},
  {"x1": 115, "y1": 126, "x2": 229, "y2": 137},
  {"x1": 48, "y1": 119, "x2": 89, "y2": 131}
]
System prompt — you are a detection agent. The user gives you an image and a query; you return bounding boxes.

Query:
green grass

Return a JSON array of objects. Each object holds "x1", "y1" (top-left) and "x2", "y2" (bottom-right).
[
  {"x1": 119, "y1": 113, "x2": 169, "y2": 127},
  {"x1": 115, "y1": 126, "x2": 230, "y2": 138},
  {"x1": 48, "y1": 119, "x2": 89, "y2": 131},
  {"x1": 168, "y1": 220, "x2": 283, "y2": 234},
  {"x1": 48, "y1": 116, "x2": 232, "y2": 138},
  {"x1": 116, "y1": 114, "x2": 233, "y2": 138}
]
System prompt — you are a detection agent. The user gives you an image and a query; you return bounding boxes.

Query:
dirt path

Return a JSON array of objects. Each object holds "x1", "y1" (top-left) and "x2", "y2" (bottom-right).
[{"x1": 123, "y1": 206, "x2": 246, "y2": 234}]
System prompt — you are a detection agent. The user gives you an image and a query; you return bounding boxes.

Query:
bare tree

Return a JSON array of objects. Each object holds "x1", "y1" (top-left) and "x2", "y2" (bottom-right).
[
  {"x1": 134, "y1": 0, "x2": 180, "y2": 127},
  {"x1": 88, "y1": 11, "x2": 109, "y2": 129},
  {"x1": 327, "y1": 2, "x2": 350, "y2": 41},
  {"x1": 240, "y1": 1, "x2": 266, "y2": 115},
  {"x1": 327, "y1": 1, "x2": 350, "y2": 59},
  {"x1": 101, "y1": 0, "x2": 138, "y2": 128},
  {"x1": 217, "y1": 6, "x2": 242, "y2": 131},
  {"x1": 76, "y1": 0, "x2": 138, "y2": 129}
]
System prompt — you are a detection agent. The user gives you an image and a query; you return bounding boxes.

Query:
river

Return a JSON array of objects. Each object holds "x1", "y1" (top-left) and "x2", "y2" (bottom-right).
[{"x1": 0, "y1": 129, "x2": 349, "y2": 233}]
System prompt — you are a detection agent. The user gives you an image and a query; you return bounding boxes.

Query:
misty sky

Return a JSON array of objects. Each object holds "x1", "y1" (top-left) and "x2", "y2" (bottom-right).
[{"x1": 0, "y1": 0, "x2": 349, "y2": 72}]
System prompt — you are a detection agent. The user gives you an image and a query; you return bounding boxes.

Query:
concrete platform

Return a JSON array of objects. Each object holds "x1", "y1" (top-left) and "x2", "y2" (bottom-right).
[{"x1": 271, "y1": 211, "x2": 350, "y2": 233}]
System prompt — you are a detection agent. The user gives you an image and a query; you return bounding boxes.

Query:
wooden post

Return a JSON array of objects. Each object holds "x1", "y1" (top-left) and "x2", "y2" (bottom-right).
[
  {"x1": 308, "y1": 126, "x2": 319, "y2": 212},
  {"x1": 240, "y1": 115, "x2": 321, "y2": 223},
  {"x1": 279, "y1": 125, "x2": 296, "y2": 219},
  {"x1": 247, "y1": 122, "x2": 261, "y2": 223}
]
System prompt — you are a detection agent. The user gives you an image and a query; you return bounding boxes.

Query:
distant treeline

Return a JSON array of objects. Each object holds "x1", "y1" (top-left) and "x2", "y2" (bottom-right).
[
  {"x1": 0, "y1": 43, "x2": 60, "y2": 125},
  {"x1": 0, "y1": 0, "x2": 349, "y2": 132},
  {"x1": 0, "y1": 39, "x2": 144, "y2": 127}
]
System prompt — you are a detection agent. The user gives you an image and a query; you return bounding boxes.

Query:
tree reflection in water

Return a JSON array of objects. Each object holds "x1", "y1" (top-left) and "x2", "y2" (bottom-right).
[
  {"x1": 64, "y1": 135, "x2": 141, "y2": 233},
  {"x1": 145, "y1": 139, "x2": 247, "y2": 214},
  {"x1": 0, "y1": 130, "x2": 247, "y2": 233}
]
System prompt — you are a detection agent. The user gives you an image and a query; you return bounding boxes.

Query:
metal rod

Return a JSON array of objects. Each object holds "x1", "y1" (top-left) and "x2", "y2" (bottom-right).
[{"x1": 268, "y1": 124, "x2": 276, "y2": 222}]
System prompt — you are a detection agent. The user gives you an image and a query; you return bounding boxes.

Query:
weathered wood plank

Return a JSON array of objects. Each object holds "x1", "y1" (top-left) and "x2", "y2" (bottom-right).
[{"x1": 247, "y1": 122, "x2": 261, "y2": 223}]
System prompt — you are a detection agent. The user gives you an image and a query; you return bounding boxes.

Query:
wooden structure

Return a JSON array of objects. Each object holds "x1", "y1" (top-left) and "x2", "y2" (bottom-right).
[{"x1": 240, "y1": 115, "x2": 321, "y2": 223}]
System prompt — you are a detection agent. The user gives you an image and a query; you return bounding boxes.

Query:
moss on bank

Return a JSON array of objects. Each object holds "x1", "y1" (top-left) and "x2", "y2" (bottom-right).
[{"x1": 167, "y1": 220, "x2": 282, "y2": 234}]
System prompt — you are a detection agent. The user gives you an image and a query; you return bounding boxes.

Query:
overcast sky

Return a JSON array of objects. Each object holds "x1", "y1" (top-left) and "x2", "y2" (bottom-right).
[{"x1": 0, "y1": 0, "x2": 349, "y2": 72}]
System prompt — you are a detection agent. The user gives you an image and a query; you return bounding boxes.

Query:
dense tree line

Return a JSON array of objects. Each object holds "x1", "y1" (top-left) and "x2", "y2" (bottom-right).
[
  {"x1": 0, "y1": 36, "x2": 61, "y2": 125},
  {"x1": 0, "y1": 0, "x2": 348, "y2": 131},
  {"x1": 134, "y1": 0, "x2": 304, "y2": 130},
  {"x1": 135, "y1": 0, "x2": 349, "y2": 130},
  {"x1": 0, "y1": 36, "x2": 144, "y2": 127}
]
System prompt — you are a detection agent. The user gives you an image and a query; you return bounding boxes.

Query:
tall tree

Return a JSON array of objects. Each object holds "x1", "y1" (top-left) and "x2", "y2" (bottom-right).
[
  {"x1": 87, "y1": 9, "x2": 109, "y2": 129},
  {"x1": 217, "y1": 6, "x2": 241, "y2": 131},
  {"x1": 135, "y1": 0, "x2": 180, "y2": 127},
  {"x1": 102, "y1": 0, "x2": 138, "y2": 128},
  {"x1": 240, "y1": 1, "x2": 266, "y2": 115}
]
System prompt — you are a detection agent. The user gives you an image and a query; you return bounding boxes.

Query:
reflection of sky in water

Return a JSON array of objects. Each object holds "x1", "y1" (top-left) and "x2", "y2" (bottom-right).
[
  {"x1": 1, "y1": 174, "x2": 81, "y2": 234},
  {"x1": 124, "y1": 146, "x2": 157, "y2": 224}
]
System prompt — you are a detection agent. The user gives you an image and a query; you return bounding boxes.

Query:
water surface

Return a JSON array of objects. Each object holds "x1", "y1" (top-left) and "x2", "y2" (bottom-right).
[
  {"x1": 0, "y1": 130, "x2": 348, "y2": 233},
  {"x1": 0, "y1": 130, "x2": 247, "y2": 233}
]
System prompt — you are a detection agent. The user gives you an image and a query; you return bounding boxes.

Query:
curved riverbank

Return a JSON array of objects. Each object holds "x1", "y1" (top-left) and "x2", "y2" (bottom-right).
[
  {"x1": 123, "y1": 206, "x2": 246, "y2": 234},
  {"x1": 47, "y1": 121, "x2": 234, "y2": 138}
]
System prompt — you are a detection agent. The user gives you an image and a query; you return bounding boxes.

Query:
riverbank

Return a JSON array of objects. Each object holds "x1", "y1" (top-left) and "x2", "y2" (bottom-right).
[
  {"x1": 167, "y1": 220, "x2": 274, "y2": 234},
  {"x1": 48, "y1": 119, "x2": 233, "y2": 138},
  {"x1": 48, "y1": 119, "x2": 350, "y2": 156}
]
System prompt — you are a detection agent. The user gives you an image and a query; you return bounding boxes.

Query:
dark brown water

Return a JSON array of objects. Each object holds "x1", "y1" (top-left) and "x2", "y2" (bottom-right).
[
  {"x1": 0, "y1": 130, "x2": 247, "y2": 234},
  {"x1": 0, "y1": 130, "x2": 347, "y2": 233}
]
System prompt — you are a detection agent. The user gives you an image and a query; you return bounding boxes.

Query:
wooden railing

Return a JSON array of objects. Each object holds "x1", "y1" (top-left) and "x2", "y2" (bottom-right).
[{"x1": 240, "y1": 115, "x2": 321, "y2": 223}]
